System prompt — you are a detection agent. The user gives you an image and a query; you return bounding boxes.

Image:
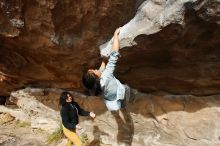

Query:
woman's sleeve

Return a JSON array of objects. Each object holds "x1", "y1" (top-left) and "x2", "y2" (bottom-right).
[
  {"x1": 75, "y1": 103, "x2": 90, "y2": 116},
  {"x1": 61, "y1": 107, "x2": 76, "y2": 130},
  {"x1": 102, "y1": 51, "x2": 120, "y2": 78}
]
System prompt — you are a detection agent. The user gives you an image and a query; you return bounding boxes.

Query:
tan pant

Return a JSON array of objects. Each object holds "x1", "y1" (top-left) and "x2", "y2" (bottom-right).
[{"x1": 62, "y1": 125, "x2": 82, "y2": 146}]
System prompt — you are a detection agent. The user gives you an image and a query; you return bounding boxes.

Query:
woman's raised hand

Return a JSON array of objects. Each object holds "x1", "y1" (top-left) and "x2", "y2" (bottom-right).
[{"x1": 89, "y1": 112, "x2": 96, "y2": 118}]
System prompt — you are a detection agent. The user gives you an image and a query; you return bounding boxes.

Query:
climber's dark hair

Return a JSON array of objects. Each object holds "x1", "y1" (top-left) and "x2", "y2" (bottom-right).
[
  {"x1": 59, "y1": 91, "x2": 72, "y2": 106},
  {"x1": 82, "y1": 71, "x2": 102, "y2": 96}
]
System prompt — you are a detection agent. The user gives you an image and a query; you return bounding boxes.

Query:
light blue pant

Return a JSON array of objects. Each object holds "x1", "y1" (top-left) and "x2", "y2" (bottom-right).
[{"x1": 104, "y1": 85, "x2": 130, "y2": 111}]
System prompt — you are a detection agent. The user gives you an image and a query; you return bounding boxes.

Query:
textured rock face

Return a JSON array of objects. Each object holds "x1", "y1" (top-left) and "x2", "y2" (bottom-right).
[
  {"x1": 1, "y1": 88, "x2": 60, "y2": 133},
  {"x1": 1, "y1": 88, "x2": 220, "y2": 146},
  {"x1": 0, "y1": 0, "x2": 220, "y2": 95},
  {"x1": 101, "y1": 0, "x2": 220, "y2": 95},
  {"x1": 0, "y1": 0, "x2": 136, "y2": 95}
]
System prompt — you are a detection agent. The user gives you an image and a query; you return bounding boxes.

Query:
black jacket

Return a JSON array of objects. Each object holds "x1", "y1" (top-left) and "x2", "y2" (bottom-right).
[{"x1": 60, "y1": 101, "x2": 90, "y2": 130}]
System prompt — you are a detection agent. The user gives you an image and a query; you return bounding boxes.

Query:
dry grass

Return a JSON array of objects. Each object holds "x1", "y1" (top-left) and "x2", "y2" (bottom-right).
[
  {"x1": 46, "y1": 124, "x2": 64, "y2": 144},
  {"x1": 14, "y1": 120, "x2": 31, "y2": 128},
  {"x1": 80, "y1": 132, "x2": 89, "y2": 144}
]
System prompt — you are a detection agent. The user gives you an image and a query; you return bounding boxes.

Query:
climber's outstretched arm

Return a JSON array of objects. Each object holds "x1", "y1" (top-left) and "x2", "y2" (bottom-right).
[
  {"x1": 101, "y1": 28, "x2": 121, "y2": 76},
  {"x1": 100, "y1": 27, "x2": 121, "y2": 72},
  {"x1": 112, "y1": 27, "x2": 121, "y2": 52}
]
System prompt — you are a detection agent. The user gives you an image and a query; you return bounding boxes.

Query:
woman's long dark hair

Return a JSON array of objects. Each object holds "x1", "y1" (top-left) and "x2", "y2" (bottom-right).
[
  {"x1": 82, "y1": 71, "x2": 102, "y2": 96},
  {"x1": 59, "y1": 91, "x2": 72, "y2": 106}
]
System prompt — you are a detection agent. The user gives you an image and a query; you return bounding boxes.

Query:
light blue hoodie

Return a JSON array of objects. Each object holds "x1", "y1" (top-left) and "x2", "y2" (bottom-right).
[{"x1": 99, "y1": 51, "x2": 125, "y2": 111}]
